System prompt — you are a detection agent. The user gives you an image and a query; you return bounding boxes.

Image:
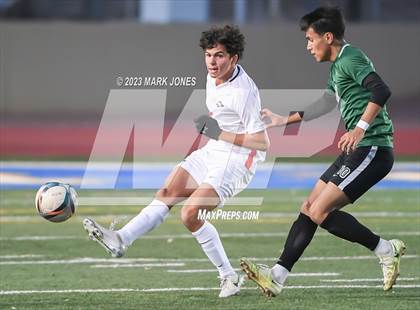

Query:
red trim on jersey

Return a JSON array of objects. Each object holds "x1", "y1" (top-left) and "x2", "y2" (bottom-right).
[{"x1": 245, "y1": 149, "x2": 257, "y2": 170}]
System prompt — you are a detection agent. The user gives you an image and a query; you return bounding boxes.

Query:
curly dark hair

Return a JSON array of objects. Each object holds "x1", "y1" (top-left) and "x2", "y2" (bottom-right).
[
  {"x1": 199, "y1": 25, "x2": 245, "y2": 59},
  {"x1": 300, "y1": 6, "x2": 345, "y2": 40}
]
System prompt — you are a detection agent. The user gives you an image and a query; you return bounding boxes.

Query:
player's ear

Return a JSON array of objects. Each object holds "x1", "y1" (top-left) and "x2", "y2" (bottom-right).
[
  {"x1": 231, "y1": 54, "x2": 239, "y2": 64},
  {"x1": 325, "y1": 32, "x2": 334, "y2": 44}
]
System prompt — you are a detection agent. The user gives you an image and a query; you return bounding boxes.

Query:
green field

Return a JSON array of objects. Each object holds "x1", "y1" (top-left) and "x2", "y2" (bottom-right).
[{"x1": 0, "y1": 189, "x2": 419, "y2": 309}]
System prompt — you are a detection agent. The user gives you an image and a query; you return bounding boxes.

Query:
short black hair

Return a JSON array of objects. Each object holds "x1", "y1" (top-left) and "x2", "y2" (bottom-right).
[
  {"x1": 199, "y1": 25, "x2": 245, "y2": 59},
  {"x1": 300, "y1": 7, "x2": 345, "y2": 40}
]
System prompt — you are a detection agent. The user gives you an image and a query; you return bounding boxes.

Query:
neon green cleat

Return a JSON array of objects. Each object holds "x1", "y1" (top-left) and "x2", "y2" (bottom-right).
[
  {"x1": 379, "y1": 239, "x2": 406, "y2": 291},
  {"x1": 240, "y1": 258, "x2": 283, "y2": 297}
]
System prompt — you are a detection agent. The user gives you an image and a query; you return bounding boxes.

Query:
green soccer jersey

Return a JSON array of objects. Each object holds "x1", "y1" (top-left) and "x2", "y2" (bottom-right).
[{"x1": 327, "y1": 44, "x2": 393, "y2": 147}]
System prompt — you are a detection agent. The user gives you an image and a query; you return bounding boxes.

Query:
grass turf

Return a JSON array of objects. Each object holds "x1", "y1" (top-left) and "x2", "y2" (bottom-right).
[{"x1": 0, "y1": 189, "x2": 419, "y2": 309}]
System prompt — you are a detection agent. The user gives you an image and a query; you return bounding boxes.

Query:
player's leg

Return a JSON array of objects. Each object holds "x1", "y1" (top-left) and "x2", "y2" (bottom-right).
[
  {"x1": 241, "y1": 179, "x2": 327, "y2": 296},
  {"x1": 275, "y1": 146, "x2": 397, "y2": 279},
  {"x1": 117, "y1": 166, "x2": 199, "y2": 246},
  {"x1": 278, "y1": 179, "x2": 327, "y2": 266},
  {"x1": 181, "y1": 184, "x2": 241, "y2": 298},
  {"x1": 182, "y1": 184, "x2": 233, "y2": 276},
  {"x1": 241, "y1": 155, "x2": 343, "y2": 296},
  {"x1": 306, "y1": 181, "x2": 376, "y2": 242},
  {"x1": 183, "y1": 150, "x2": 256, "y2": 298},
  {"x1": 308, "y1": 146, "x2": 405, "y2": 290},
  {"x1": 305, "y1": 184, "x2": 405, "y2": 291},
  {"x1": 310, "y1": 147, "x2": 392, "y2": 249},
  {"x1": 274, "y1": 153, "x2": 346, "y2": 271},
  {"x1": 271, "y1": 180, "x2": 327, "y2": 280},
  {"x1": 83, "y1": 166, "x2": 199, "y2": 257}
]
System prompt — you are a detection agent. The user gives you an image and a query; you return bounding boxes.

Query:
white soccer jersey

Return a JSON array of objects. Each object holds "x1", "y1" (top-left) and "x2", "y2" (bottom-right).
[{"x1": 204, "y1": 65, "x2": 266, "y2": 170}]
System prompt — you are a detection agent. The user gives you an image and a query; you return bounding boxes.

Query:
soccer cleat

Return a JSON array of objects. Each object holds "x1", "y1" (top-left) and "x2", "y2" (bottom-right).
[
  {"x1": 240, "y1": 258, "x2": 282, "y2": 297},
  {"x1": 218, "y1": 273, "x2": 243, "y2": 298},
  {"x1": 379, "y1": 239, "x2": 406, "y2": 291},
  {"x1": 83, "y1": 218, "x2": 126, "y2": 258}
]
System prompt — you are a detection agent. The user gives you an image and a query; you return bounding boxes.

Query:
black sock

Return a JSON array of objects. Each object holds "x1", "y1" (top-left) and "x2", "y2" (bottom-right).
[
  {"x1": 320, "y1": 210, "x2": 380, "y2": 250},
  {"x1": 277, "y1": 213, "x2": 318, "y2": 271}
]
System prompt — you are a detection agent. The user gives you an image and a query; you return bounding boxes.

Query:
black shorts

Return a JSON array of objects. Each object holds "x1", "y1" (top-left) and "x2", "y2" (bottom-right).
[{"x1": 320, "y1": 146, "x2": 394, "y2": 203}]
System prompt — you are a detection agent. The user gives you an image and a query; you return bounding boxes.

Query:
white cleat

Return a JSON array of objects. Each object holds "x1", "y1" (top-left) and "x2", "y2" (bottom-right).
[
  {"x1": 218, "y1": 274, "x2": 243, "y2": 298},
  {"x1": 83, "y1": 218, "x2": 126, "y2": 258},
  {"x1": 379, "y1": 239, "x2": 406, "y2": 291}
]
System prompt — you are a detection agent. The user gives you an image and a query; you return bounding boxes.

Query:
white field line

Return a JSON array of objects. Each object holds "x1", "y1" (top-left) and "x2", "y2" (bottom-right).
[
  {"x1": 1, "y1": 285, "x2": 420, "y2": 295},
  {"x1": 167, "y1": 268, "x2": 240, "y2": 273},
  {"x1": 1, "y1": 231, "x2": 419, "y2": 241},
  {"x1": 283, "y1": 285, "x2": 420, "y2": 289},
  {"x1": 79, "y1": 198, "x2": 420, "y2": 207},
  {"x1": 261, "y1": 196, "x2": 420, "y2": 204},
  {"x1": 0, "y1": 236, "x2": 81, "y2": 241},
  {"x1": 80, "y1": 197, "x2": 264, "y2": 206},
  {"x1": 91, "y1": 263, "x2": 185, "y2": 268},
  {"x1": 299, "y1": 255, "x2": 418, "y2": 261},
  {"x1": 0, "y1": 254, "x2": 44, "y2": 259},
  {"x1": 320, "y1": 277, "x2": 419, "y2": 283},
  {"x1": 287, "y1": 272, "x2": 341, "y2": 277},
  {"x1": 261, "y1": 212, "x2": 420, "y2": 218},
  {"x1": 1, "y1": 211, "x2": 419, "y2": 223},
  {"x1": 2, "y1": 196, "x2": 419, "y2": 206},
  {"x1": 0, "y1": 255, "x2": 418, "y2": 266},
  {"x1": 167, "y1": 269, "x2": 340, "y2": 277},
  {"x1": 32, "y1": 197, "x2": 420, "y2": 207}
]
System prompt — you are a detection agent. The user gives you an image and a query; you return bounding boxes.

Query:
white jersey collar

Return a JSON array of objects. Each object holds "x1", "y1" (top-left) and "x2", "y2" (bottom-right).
[
  {"x1": 209, "y1": 65, "x2": 241, "y2": 87},
  {"x1": 338, "y1": 43, "x2": 350, "y2": 59}
]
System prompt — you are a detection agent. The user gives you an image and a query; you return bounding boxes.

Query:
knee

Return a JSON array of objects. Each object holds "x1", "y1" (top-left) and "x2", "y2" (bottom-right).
[
  {"x1": 307, "y1": 207, "x2": 328, "y2": 225},
  {"x1": 300, "y1": 200, "x2": 312, "y2": 215},
  {"x1": 300, "y1": 199, "x2": 329, "y2": 225},
  {"x1": 180, "y1": 205, "x2": 200, "y2": 230}
]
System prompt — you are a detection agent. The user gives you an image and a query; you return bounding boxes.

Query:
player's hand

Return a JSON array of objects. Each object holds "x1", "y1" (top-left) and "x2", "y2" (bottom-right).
[
  {"x1": 260, "y1": 108, "x2": 288, "y2": 128},
  {"x1": 338, "y1": 127, "x2": 365, "y2": 154},
  {"x1": 194, "y1": 115, "x2": 222, "y2": 140}
]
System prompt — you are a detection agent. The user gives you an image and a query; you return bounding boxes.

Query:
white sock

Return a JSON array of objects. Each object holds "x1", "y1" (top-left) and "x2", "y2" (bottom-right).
[
  {"x1": 271, "y1": 264, "x2": 289, "y2": 285},
  {"x1": 192, "y1": 221, "x2": 235, "y2": 278},
  {"x1": 117, "y1": 199, "x2": 169, "y2": 246},
  {"x1": 374, "y1": 238, "x2": 393, "y2": 257}
]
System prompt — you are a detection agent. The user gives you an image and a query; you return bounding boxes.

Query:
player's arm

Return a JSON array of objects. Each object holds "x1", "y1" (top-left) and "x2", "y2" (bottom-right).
[
  {"x1": 219, "y1": 130, "x2": 270, "y2": 151},
  {"x1": 194, "y1": 115, "x2": 270, "y2": 151},
  {"x1": 261, "y1": 91, "x2": 337, "y2": 128},
  {"x1": 338, "y1": 72, "x2": 391, "y2": 153}
]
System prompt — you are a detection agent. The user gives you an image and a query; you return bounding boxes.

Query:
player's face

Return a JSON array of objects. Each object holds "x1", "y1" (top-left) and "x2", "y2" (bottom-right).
[
  {"x1": 305, "y1": 27, "x2": 332, "y2": 62},
  {"x1": 205, "y1": 44, "x2": 237, "y2": 82}
]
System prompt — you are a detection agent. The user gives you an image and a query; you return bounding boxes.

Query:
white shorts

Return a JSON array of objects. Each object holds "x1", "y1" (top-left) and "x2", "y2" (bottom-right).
[{"x1": 179, "y1": 145, "x2": 257, "y2": 207}]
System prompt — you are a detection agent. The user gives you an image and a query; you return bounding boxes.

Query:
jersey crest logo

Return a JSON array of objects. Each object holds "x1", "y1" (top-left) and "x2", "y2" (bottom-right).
[{"x1": 337, "y1": 165, "x2": 351, "y2": 179}]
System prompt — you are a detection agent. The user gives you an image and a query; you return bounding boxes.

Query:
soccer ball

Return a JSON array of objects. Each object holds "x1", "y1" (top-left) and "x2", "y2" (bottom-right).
[{"x1": 35, "y1": 181, "x2": 78, "y2": 222}]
